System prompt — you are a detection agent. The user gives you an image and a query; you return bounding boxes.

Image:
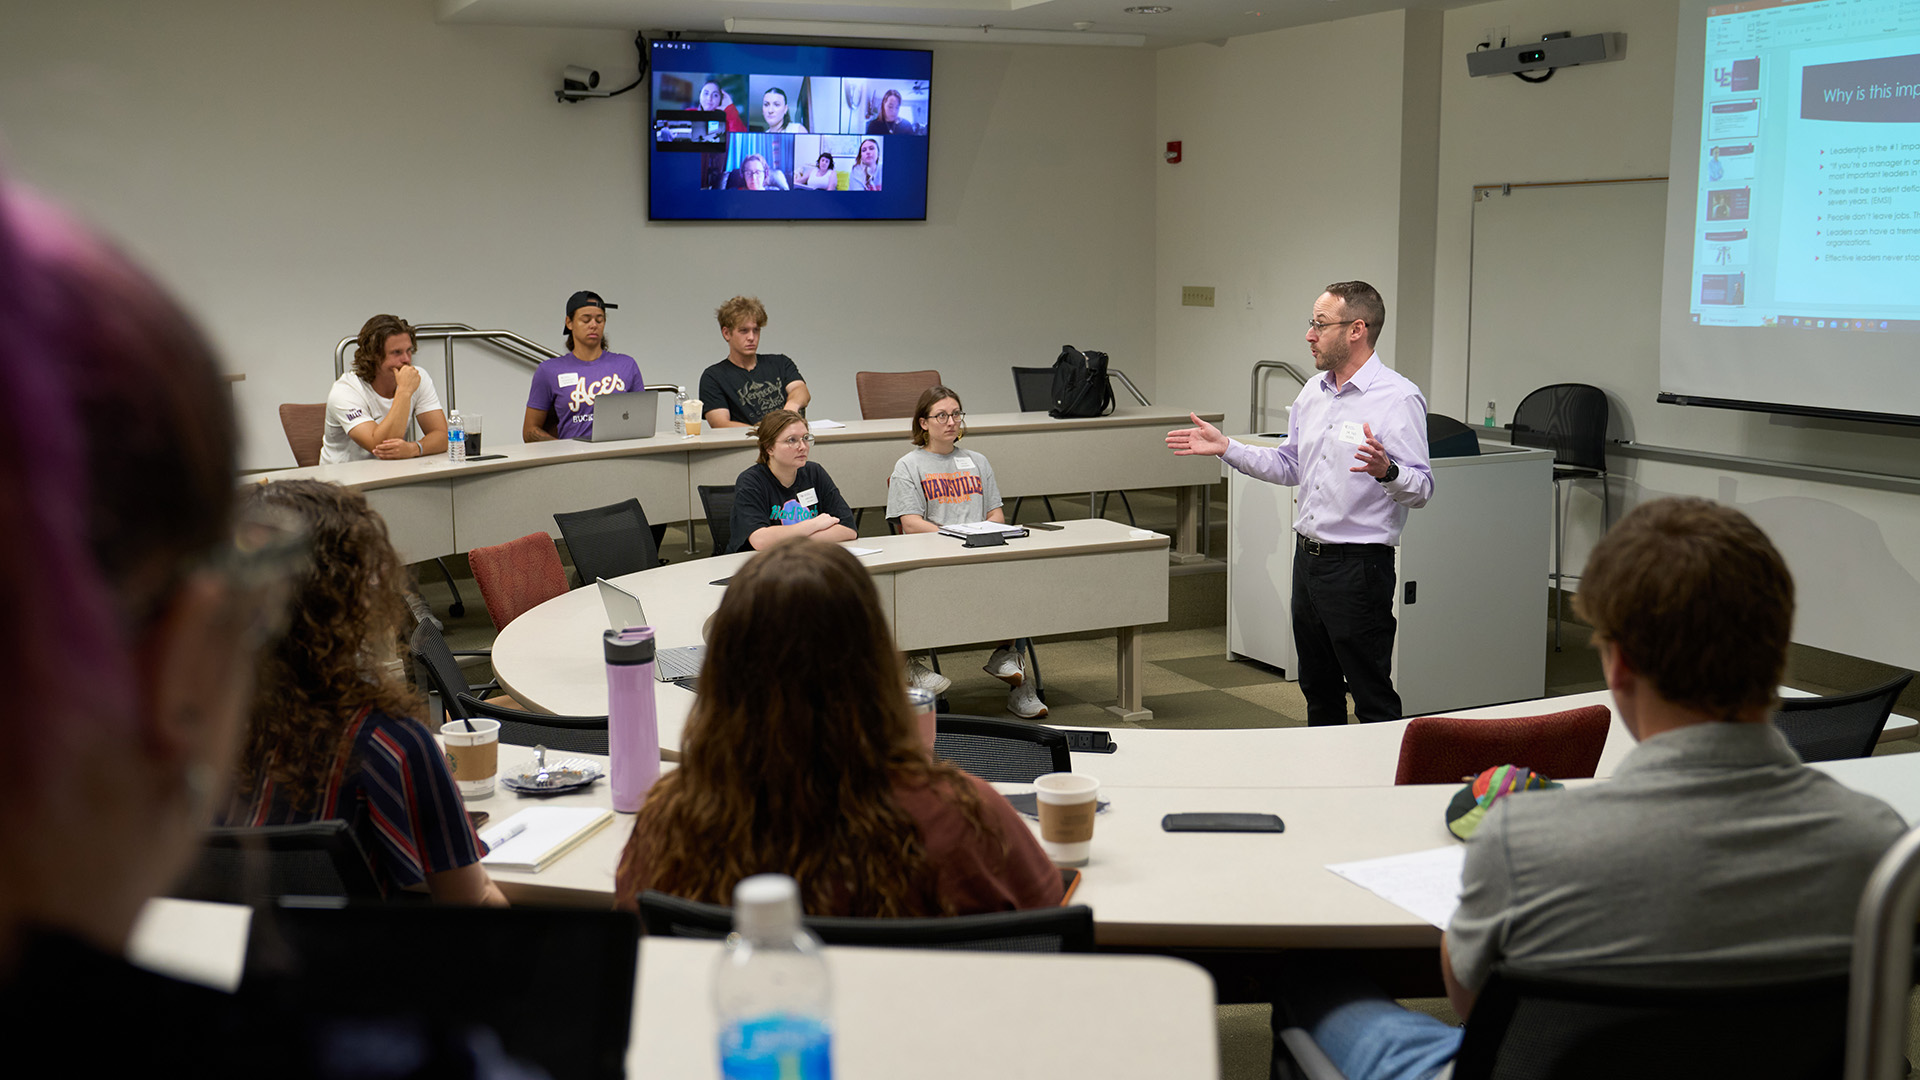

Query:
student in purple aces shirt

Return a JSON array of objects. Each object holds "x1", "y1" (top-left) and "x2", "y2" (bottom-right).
[{"x1": 522, "y1": 290, "x2": 645, "y2": 442}]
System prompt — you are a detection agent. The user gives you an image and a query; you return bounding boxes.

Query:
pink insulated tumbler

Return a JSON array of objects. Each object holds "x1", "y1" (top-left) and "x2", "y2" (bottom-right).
[{"x1": 605, "y1": 627, "x2": 661, "y2": 813}]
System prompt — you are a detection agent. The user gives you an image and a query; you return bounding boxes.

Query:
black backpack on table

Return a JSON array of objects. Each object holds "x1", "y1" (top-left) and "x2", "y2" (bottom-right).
[{"x1": 1049, "y1": 346, "x2": 1116, "y2": 419}]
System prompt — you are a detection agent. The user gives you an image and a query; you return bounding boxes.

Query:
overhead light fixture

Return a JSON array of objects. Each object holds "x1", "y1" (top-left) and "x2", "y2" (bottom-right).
[{"x1": 722, "y1": 17, "x2": 1146, "y2": 46}]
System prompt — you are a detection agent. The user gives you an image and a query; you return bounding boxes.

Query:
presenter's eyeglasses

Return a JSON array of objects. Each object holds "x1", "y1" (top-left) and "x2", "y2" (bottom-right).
[
  {"x1": 928, "y1": 411, "x2": 966, "y2": 424},
  {"x1": 1306, "y1": 319, "x2": 1362, "y2": 334},
  {"x1": 779, "y1": 434, "x2": 817, "y2": 448}
]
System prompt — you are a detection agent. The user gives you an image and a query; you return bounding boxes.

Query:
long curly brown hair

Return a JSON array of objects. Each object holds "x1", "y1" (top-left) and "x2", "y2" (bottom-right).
[
  {"x1": 618, "y1": 539, "x2": 995, "y2": 917},
  {"x1": 232, "y1": 480, "x2": 422, "y2": 810}
]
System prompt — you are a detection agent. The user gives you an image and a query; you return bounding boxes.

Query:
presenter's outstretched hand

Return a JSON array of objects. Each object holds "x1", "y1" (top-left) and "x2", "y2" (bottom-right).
[
  {"x1": 1350, "y1": 422, "x2": 1390, "y2": 477},
  {"x1": 1166, "y1": 413, "x2": 1229, "y2": 457}
]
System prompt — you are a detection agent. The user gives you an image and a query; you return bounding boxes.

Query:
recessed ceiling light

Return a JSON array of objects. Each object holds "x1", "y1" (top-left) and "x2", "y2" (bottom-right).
[{"x1": 1124, "y1": 5, "x2": 1172, "y2": 13}]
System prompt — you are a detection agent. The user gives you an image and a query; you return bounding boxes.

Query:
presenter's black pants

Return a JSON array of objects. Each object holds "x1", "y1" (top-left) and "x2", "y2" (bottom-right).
[{"x1": 1291, "y1": 538, "x2": 1402, "y2": 726}]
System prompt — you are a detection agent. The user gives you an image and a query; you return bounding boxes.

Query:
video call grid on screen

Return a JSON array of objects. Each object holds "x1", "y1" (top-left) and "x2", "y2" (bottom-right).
[
  {"x1": 649, "y1": 40, "x2": 932, "y2": 222},
  {"x1": 1688, "y1": 0, "x2": 1920, "y2": 331}
]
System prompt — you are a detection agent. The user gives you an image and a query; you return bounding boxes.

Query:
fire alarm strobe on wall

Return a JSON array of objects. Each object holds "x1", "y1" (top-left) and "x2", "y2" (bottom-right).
[{"x1": 1467, "y1": 32, "x2": 1624, "y2": 78}]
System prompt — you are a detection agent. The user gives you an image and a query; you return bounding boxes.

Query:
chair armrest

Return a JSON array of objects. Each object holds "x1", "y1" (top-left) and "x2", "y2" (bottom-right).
[
  {"x1": 1276, "y1": 1027, "x2": 1350, "y2": 1080},
  {"x1": 448, "y1": 648, "x2": 492, "y2": 658}
]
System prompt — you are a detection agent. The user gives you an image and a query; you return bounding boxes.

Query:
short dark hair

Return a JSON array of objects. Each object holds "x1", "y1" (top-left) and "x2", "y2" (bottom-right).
[
  {"x1": 1324, "y1": 280, "x2": 1385, "y2": 347},
  {"x1": 1574, "y1": 497, "x2": 1793, "y2": 719},
  {"x1": 352, "y1": 314, "x2": 415, "y2": 383}
]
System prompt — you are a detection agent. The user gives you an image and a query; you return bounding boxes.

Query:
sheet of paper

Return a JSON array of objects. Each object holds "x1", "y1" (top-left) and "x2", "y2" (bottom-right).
[
  {"x1": 1326, "y1": 845, "x2": 1466, "y2": 929},
  {"x1": 808, "y1": 419, "x2": 846, "y2": 430},
  {"x1": 842, "y1": 545, "x2": 882, "y2": 556}
]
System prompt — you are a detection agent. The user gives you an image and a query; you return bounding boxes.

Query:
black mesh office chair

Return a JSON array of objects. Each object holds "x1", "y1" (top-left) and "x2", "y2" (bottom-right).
[
  {"x1": 1772, "y1": 672, "x2": 1915, "y2": 762},
  {"x1": 638, "y1": 891, "x2": 1095, "y2": 953},
  {"x1": 409, "y1": 619, "x2": 500, "y2": 725},
  {"x1": 934, "y1": 714, "x2": 1071, "y2": 783},
  {"x1": 453, "y1": 692, "x2": 610, "y2": 754},
  {"x1": 1509, "y1": 383, "x2": 1610, "y2": 650},
  {"x1": 552, "y1": 498, "x2": 660, "y2": 588},
  {"x1": 697, "y1": 484, "x2": 736, "y2": 556},
  {"x1": 170, "y1": 821, "x2": 384, "y2": 906},
  {"x1": 1426, "y1": 412, "x2": 1481, "y2": 459},
  {"x1": 1008, "y1": 366, "x2": 1136, "y2": 525},
  {"x1": 1278, "y1": 966, "x2": 1853, "y2": 1080}
]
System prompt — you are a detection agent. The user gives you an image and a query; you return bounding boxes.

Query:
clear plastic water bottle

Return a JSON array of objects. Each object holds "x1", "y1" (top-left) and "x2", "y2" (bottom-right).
[
  {"x1": 674, "y1": 389, "x2": 688, "y2": 436},
  {"x1": 447, "y1": 409, "x2": 466, "y2": 462},
  {"x1": 1483, "y1": 400, "x2": 1497, "y2": 429},
  {"x1": 716, "y1": 875, "x2": 833, "y2": 1080}
]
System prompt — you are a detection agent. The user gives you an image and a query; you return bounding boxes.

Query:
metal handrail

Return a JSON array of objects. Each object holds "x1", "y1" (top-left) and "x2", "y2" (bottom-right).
[
  {"x1": 1250, "y1": 360, "x2": 1308, "y2": 432},
  {"x1": 1845, "y1": 823, "x2": 1920, "y2": 1079},
  {"x1": 1108, "y1": 368, "x2": 1151, "y2": 407},
  {"x1": 332, "y1": 323, "x2": 682, "y2": 410}
]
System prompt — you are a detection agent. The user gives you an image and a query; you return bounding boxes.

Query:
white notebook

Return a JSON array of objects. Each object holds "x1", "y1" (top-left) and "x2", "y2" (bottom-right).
[{"x1": 479, "y1": 807, "x2": 614, "y2": 873}]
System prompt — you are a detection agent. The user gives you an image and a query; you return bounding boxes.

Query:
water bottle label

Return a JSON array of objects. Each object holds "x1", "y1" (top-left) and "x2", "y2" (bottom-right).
[{"x1": 719, "y1": 1016, "x2": 832, "y2": 1080}]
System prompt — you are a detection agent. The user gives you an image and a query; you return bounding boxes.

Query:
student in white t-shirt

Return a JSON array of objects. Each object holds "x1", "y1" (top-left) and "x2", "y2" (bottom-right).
[
  {"x1": 320, "y1": 314, "x2": 448, "y2": 465},
  {"x1": 885, "y1": 384, "x2": 1045, "y2": 719}
]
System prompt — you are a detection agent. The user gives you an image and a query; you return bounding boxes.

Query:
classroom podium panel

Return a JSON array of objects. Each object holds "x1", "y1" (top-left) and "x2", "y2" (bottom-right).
[
  {"x1": 452, "y1": 455, "x2": 689, "y2": 552},
  {"x1": 366, "y1": 484, "x2": 454, "y2": 565},
  {"x1": 1227, "y1": 439, "x2": 1554, "y2": 716}
]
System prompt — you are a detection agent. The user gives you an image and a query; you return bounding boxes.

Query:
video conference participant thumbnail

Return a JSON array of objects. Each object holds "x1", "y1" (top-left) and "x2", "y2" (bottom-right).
[
  {"x1": 700, "y1": 296, "x2": 809, "y2": 428},
  {"x1": 322, "y1": 314, "x2": 448, "y2": 464},
  {"x1": 523, "y1": 291, "x2": 644, "y2": 442}
]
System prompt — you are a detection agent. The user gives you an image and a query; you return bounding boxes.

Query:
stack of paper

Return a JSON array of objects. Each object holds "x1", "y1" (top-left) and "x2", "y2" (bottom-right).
[
  {"x1": 480, "y1": 807, "x2": 614, "y2": 873},
  {"x1": 938, "y1": 521, "x2": 1029, "y2": 540}
]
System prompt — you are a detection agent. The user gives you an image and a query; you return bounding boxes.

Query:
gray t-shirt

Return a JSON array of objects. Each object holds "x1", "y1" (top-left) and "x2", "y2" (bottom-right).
[
  {"x1": 886, "y1": 447, "x2": 1003, "y2": 527},
  {"x1": 1447, "y1": 721, "x2": 1905, "y2": 991}
]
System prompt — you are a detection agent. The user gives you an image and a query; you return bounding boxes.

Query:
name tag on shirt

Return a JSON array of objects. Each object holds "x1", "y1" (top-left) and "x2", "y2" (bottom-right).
[
  {"x1": 1338, "y1": 420, "x2": 1367, "y2": 445},
  {"x1": 796, "y1": 488, "x2": 818, "y2": 508},
  {"x1": 955, "y1": 457, "x2": 976, "y2": 470},
  {"x1": 557, "y1": 372, "x2": 579, "y2": 387}
]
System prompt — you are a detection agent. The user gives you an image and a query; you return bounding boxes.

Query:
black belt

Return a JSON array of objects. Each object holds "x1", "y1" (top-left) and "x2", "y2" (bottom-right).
[{"x1": 1297, "y1": 535, "x2": 1394, "y2": 558}]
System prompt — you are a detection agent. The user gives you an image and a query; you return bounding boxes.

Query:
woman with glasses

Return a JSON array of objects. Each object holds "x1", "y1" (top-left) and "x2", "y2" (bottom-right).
[
  {"x1": 224, "y1": 479, "x2": 506, "y2": 906},
  {"x1": 616, "y1": 540, "x2": 1062, "y2": 916},
  {"x1": 729, "y1": 408, "x2": 857, "y2": 553},
  {"x1": 886, "y1": 385, "x2": 1045, "y2": 718}
]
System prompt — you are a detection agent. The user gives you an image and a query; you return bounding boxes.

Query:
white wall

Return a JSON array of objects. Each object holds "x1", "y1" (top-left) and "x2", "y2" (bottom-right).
[
  {"x1": 1432, "y1": 0, "x2": 1920, "y2": 670},
  {"x1": 0, "y1": 0, "x2": 1156, "y2": 470},
  {"x1": 1155, "y1": 11, "x2": 1412, "y2": 436}
]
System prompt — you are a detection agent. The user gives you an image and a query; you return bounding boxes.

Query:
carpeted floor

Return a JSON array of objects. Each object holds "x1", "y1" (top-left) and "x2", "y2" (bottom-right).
[{"x1": 414, "y1": 485, "x2": 1920, "y2": 1079}]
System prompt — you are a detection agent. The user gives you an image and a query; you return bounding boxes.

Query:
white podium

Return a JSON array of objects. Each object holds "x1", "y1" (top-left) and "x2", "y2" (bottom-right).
[{"x1": 1226, "y1": 437, "x2": 1553, "y2": 716}]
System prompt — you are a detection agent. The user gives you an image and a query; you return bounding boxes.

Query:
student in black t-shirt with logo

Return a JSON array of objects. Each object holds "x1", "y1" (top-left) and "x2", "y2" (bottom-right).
[
  {"x1": 699, "y1": 295, "x2": 810, "y2": 429},
  {"x1": 729, "y1": 410, "x2": 857, "y2": 554}
]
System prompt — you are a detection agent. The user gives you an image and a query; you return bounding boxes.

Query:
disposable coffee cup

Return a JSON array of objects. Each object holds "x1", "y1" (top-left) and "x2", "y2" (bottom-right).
[
  {"x1": 907, "y1": 686, "x2": 937, "y2": 754},
  {"x1": 684, "y1": 399, "x2": 703, "y2": 437},
  {"x1": 442, "y1": 718, "x2": 501, "y2": 798},
  {"x1": 1035, "y1": 772, "x2": 1099, "y2": 867},
  {"x1": 465, "y1": 413, "x2": 484, "y2": 456}
]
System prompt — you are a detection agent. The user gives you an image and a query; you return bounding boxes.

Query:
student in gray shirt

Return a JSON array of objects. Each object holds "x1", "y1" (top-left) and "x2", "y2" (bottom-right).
[
  {"x1": 885, "y1": 385, "x2": 1044, "y2": 719},
  {"x1": 1278, "y1": 497, "x2": 1906, "y2": 1080}
]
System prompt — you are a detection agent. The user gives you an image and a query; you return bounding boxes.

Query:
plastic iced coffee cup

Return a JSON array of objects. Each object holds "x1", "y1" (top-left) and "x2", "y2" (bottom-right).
[
  {"x1": 442, "y1": 718, "x2": 501, "y2": 798},
  {"x1": 684, "y1": 399, "x2": 703, "y2": 436},
  {"x1": 1035, "y1": 772, "x2": 1099, "y2": 867}
]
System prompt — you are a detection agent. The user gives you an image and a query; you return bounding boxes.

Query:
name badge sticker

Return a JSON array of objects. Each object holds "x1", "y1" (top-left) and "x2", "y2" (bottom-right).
[
  {"x1": 796, "y1": 488, "x2": 819, "y2": 508},
  {"x1": 956, "y1": 457, "x2": 977, "y2": 470},
  {"x1": 557, "y1": 372, "x2": 579, "y2": 387},
  {"x1": 1338, "y1": 420, "x2": 1367, "y2": 445}
]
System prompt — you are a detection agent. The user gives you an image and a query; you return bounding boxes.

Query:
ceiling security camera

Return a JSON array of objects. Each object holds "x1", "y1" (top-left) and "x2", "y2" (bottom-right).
[{"x1": 557, "y1": 65, "x2": 609, "y2": 104}]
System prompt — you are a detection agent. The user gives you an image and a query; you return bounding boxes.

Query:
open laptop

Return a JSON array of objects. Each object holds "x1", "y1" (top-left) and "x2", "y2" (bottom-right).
[
  {"x1": 595, "y1": 577, "x2": 705, "y2": 681},
  {"x1": 590, "y1": 389, "x2": 662, "y2": 442}
]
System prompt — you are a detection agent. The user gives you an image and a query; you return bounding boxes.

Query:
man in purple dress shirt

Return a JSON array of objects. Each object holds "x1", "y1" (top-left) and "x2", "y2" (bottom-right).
[{"x1": 1168, "y1": 281, "x2": 1432, "y2": 724}]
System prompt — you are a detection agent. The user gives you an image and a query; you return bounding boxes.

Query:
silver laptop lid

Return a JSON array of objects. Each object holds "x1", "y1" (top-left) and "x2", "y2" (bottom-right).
[
  {"x1": 595, "y1": 577, "x2": 646, "y2": 630},
  {"x1": 590, "y1": 390, "x2": 661, "y2": 442}
]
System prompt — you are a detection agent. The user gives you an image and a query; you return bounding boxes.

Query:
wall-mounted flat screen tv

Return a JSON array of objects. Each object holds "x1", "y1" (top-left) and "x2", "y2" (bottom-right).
[{"x1": 649, "y1": 39, "x2": 932, "y2": 222}]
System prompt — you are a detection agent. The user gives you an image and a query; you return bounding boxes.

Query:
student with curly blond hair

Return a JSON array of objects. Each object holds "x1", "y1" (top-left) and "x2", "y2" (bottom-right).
[
  {"x1": 615, "y1": 540, "x2": 1061, "y2": 916},
  {"x1": 223, "y1": 479, "x2": 504, "y2": 905}
]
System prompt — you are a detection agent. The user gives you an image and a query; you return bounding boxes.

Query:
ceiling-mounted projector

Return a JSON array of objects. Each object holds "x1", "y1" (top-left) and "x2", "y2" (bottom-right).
[{"x1": 1468, "y1": 32, "x2": 1624, "y2": 77}]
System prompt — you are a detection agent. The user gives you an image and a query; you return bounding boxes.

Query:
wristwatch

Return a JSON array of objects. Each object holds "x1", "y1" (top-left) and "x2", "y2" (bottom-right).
[{"x1": 1376, "y1": 459, "x2": 1399, "y2": 484}]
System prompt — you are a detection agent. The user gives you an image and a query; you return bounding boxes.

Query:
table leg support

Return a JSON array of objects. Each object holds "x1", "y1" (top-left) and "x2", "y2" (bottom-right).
[
  {"x1": 1170, "y1": 486, "x2": 1205, "y2": 565},
  {"x1": 1105, "y1": 625, "x2": 1152, "y2": 722}
]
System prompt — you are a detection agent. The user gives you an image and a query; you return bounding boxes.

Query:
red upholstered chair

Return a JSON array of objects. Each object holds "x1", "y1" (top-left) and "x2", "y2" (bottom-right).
[
  {"x1": 278, "y1": 403, "x2": 326, "y2": 467},
  {"x1": 468, "y1": 532, "x2": 569, "y2": 631},
  {"x1": 1393, "y1": 705, "x2": 1612, "y2": 786}
]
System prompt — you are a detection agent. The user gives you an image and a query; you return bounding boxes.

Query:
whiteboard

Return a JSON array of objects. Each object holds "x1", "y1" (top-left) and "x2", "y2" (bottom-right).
[{"x1": 1466, "y1": 179, "x2": 1669, "y2": 439}]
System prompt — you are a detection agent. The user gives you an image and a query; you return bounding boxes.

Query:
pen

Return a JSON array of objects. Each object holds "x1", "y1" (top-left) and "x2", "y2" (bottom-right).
[{"x1": 483, "y1": 820, "x2": 527, "y2": 848}]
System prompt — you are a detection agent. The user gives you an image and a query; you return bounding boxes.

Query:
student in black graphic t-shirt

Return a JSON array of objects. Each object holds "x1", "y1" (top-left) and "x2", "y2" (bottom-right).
[
  {"x1": 730, "y1": 410, "x2": 857, "y2": 554},
  {"x1": 699, "y1": 295, "x2": 810, "y2": 429}
]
